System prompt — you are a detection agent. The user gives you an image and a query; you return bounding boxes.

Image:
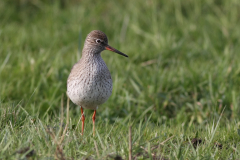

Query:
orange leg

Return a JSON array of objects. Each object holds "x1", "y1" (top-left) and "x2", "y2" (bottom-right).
[
  {"x1": 81, "y1": 107, "x2": 85, "y2": 135},
  {"x1": 92, "y1": 110, "x2": 96, "y2": 136}
]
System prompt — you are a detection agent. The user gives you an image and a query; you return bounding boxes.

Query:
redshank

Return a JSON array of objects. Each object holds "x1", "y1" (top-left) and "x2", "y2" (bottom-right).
[{"x1": 67, "y1": 30, "x2": 128, "y2": 135}]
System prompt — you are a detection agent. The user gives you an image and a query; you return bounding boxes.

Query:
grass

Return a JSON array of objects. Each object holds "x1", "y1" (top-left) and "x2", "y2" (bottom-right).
[{"x1": 0, "y1": 0, "x2": 240, "y2": 159}]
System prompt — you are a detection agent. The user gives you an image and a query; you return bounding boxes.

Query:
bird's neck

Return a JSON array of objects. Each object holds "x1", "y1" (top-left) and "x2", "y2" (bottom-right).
[{"x1": 81, "y1": 48, "x2": 103, "y2": 63}]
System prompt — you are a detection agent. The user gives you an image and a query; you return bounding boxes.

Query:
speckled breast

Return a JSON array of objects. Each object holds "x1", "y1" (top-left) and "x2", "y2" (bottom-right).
[{"x1": 67, "y1": 57, "x2": 112, "y2": 110}]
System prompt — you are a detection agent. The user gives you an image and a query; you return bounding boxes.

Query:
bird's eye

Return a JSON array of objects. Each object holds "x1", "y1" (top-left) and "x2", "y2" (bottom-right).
[{"x1": 96, "y1": 39, "x2": 101, "y2": 43}]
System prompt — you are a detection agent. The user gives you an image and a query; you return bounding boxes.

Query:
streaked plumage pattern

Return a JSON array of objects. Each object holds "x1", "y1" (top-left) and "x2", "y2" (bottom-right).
[{"x1": 67, "y1": 51, "x2": 112, "y2": 110}]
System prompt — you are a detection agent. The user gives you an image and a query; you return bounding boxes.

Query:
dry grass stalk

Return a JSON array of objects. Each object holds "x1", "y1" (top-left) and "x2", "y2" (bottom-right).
[{"x1": 129, "y1": 126, "x2": 132, "y2": 160}]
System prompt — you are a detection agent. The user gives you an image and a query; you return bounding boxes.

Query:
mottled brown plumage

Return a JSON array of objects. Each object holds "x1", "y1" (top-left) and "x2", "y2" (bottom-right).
[{"x1": 67, "y1": 30, "x2": 128, "y2": 135}]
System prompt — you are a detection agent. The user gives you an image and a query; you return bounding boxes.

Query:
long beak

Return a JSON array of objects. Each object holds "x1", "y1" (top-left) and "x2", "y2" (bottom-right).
[{"x1": 105, "y1": 45, "x2": 128, "y2": 57}]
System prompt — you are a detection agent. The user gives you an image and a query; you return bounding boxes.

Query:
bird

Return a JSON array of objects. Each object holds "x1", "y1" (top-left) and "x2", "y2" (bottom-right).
[{"x1": 67, "y1": 30, "x2": 128, "y2": 135}]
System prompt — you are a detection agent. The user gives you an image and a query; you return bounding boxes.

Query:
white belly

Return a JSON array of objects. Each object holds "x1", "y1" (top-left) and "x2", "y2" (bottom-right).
[{"x1": 67, "y1": 78, "x2": 112, "y2": 110}]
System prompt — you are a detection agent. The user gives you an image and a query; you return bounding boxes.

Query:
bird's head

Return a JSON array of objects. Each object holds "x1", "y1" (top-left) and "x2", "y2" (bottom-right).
[{"x1": 84, "y1": 30, "x2": 128, "y2": 57}]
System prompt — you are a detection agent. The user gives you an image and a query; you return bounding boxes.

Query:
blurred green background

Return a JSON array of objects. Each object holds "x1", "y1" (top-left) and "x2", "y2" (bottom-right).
[{"x1": 1, "y1": 0, "x2": 240, "y2": 125}]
